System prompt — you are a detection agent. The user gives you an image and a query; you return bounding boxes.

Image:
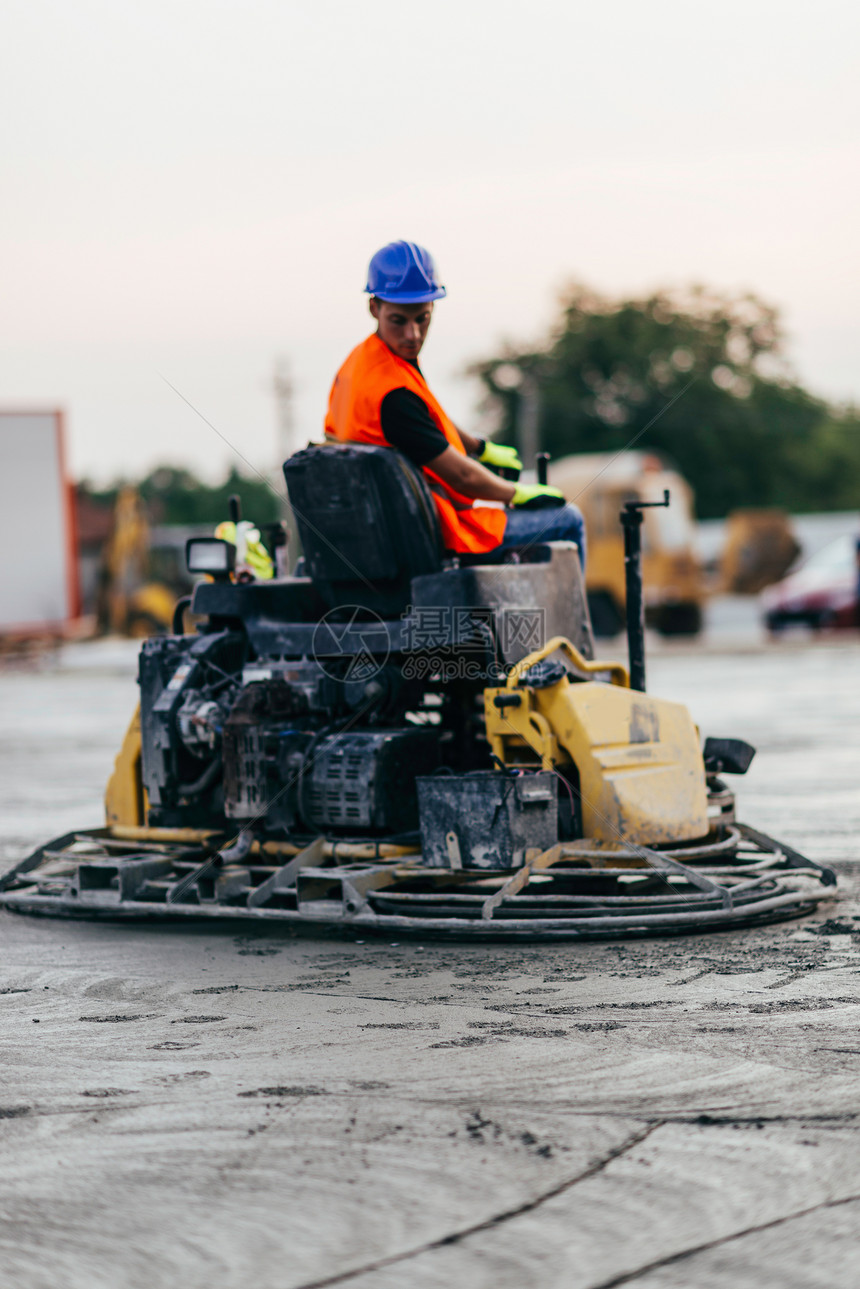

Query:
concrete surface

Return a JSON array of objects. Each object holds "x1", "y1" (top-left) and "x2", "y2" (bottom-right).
[{"x1": 1, "y1": 634, "x2": 859, "y2": 1288}]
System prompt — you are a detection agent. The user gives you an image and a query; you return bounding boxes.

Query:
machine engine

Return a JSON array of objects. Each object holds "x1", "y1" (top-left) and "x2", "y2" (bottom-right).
[{"x1": 139, "y1": 636, "x2": 454, "y2": 837}]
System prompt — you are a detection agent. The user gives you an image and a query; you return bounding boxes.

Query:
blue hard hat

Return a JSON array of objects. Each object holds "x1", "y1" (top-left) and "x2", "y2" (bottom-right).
[{"x1": 364, "y1": 240, "x2": 447, "y2": 303}]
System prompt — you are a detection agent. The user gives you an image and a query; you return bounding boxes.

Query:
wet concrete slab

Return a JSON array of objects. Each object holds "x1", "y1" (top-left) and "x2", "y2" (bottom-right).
[{"x1": 0, "y1": 639, "x2": 858, "y2": 1288}]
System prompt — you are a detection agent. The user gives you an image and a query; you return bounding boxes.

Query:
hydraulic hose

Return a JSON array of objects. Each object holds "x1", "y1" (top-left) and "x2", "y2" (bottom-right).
[
  {"x1": 178, "y1": 755, "x2": 222, "y2": 799},
  {"x1": 172, "y1": 596, "x2": 193, "y2": 636}
]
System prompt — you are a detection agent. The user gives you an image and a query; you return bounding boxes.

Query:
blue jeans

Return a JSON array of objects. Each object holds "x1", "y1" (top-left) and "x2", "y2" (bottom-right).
[{"x1": 496, "y1": 503, "x2": 586, "y2": 569}]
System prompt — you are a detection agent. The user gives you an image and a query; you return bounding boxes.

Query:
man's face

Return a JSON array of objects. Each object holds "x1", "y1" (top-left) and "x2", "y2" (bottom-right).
[{"x1": 370, "y1": 298, "x2": 434, "y2": 361}]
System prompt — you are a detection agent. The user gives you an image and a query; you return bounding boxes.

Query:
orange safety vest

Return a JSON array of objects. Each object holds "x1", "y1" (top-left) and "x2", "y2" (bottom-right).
[{"x1": 324, "y1": 334, "x2": 507, "y2": 554}]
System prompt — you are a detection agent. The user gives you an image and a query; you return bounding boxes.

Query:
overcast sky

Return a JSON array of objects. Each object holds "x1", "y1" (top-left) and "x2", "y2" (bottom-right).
[{"x1": 2, "y1": 0, "x2": 858, "y2": 484}]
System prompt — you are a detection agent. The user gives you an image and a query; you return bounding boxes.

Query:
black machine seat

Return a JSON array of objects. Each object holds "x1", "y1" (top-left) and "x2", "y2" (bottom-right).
[
  {"x1": 283, "y1": 442, "x2": 587, "y2": 629},
  {"x1": 284, "y1": 443, "x2": 445, "y2": 614}
]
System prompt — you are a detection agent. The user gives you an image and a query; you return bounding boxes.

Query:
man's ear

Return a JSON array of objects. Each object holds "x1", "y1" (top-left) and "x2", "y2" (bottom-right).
[{"x1": 369, "y1": 297, "x2": 380, "y2": 321}]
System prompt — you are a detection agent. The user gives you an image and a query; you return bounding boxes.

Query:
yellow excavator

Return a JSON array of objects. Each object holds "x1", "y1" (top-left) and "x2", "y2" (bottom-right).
[{"x1": 95, "y1": 487, "x2": 178, "y2": 638}]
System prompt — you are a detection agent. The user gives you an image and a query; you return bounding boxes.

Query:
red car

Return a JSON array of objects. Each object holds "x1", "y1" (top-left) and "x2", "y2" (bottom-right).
[{"x1": 761, "y1": 534, "x2": 859, "y2": 632}]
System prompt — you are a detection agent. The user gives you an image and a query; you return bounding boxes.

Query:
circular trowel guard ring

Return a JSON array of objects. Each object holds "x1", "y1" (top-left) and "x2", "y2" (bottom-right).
[{"x1": 0, "y1": 808, "x2": 837, "y2": 940}]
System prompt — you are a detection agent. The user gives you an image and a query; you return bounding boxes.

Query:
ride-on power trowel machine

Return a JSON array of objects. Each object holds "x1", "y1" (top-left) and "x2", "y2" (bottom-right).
[{"x1": 1, "y1": 444, "x2": 836, "y2": 937}]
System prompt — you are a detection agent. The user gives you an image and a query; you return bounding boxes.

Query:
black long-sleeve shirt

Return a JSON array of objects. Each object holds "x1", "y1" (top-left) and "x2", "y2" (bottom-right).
[{"x1": 379, "y1": 374, "x2": 449, "y2": 466}]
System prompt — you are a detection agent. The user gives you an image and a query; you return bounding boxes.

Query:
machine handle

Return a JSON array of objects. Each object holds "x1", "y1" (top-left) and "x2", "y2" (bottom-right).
[
  {"x1": 620, "y1": 490, "x2": 671, "y2": 692},
  {"x1": 505, "y1": 636, "x2": 630, "y2": 690},
  {"x1": 622, "y1": 489, "x2": 670, "y2": 515}
]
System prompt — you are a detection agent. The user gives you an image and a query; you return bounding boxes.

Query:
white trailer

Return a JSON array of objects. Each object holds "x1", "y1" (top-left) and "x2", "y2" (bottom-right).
[{"x1": 0, "y1": 410, "x2": 80, "y2": 635}]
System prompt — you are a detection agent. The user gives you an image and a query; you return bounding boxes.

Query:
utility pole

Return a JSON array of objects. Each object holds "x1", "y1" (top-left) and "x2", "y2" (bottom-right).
[
  {"x1": 518, "y1": 374, "x2": 540, "y2": 472},
  {"x1": 272, "y1": 355, "x2": 301, "y2": 560},
  {"x1": 273, "y1": 356, "x2": 295, "y2": 469}
]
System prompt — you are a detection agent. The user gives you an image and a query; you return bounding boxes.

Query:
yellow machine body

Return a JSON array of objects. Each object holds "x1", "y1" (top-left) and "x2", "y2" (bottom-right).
[
  {"x1": 105, "y1": 706, "x2": 145, "y2": 828},
  {"x1": 484, "y1": 640, "x2": 709, "y2": 847}
]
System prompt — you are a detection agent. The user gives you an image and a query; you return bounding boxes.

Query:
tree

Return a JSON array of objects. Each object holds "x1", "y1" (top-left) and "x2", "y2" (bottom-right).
[
  {"x1": 80, "y1": 464, "x2": 284, "y2": 528},
  {"x1": 471, "y1": 285, "x2": 860, "y2": 518}
]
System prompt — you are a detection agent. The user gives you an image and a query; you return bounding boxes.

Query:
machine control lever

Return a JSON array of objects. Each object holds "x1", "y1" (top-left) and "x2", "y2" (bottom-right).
[
  {"x1": 620, "y1": 490, "x2": 670, "y2": 693},
  {"x1": 493, "y1": 693, "x2": 523, "y2": 709}
]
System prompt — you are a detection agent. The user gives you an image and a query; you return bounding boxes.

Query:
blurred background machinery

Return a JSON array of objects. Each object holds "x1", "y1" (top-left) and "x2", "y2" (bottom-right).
[
  {"x1": 92, "y1": 487, "x2": 179, "y2": 637},
  {"x1": 551, "y1": 451, "x2": 703, "y2": 637},
  {"x1": 719, "y1": 509, "x2": 800, "y2": 595}
]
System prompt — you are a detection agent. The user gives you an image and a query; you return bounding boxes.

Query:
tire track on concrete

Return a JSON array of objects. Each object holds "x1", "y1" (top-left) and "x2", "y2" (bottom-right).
[
  {"x1": 589, "y1": 1192, "x2": 860, "y2": 1287},
  {"x1": 292, "y1": 1122, "x2": 661, "y2": 1289}
]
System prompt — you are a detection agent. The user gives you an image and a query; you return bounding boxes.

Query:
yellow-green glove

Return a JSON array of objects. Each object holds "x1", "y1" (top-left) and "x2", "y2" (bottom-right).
[
  {"x1": 511, "y1": 483, "x2": 565, "y2": 510},
  {"x1": 478, "y1": 441, "x2": 523, "y2": 472},
  {"x1": 214, "y1": 521, "x2": 274, "y2": 580}
]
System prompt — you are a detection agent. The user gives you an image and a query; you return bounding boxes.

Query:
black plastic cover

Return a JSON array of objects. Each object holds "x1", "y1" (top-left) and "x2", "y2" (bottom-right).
[
  {"x1": 703, "y1": 737, "x2": 757, "y2": 775},
  {"x1": 417, "y1": 770, "x2": 558, "y2": 869}
]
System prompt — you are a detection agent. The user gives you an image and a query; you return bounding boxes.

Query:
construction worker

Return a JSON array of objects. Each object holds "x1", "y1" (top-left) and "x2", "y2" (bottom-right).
[{"x1": 325, "y1": 240, "x2": 586, "y2": 566}]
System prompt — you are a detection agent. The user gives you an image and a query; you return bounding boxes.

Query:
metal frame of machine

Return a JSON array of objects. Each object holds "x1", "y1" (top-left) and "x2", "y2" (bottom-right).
[{"x1": 0, "y1": 444, "x2": 837, "y2": 938}]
